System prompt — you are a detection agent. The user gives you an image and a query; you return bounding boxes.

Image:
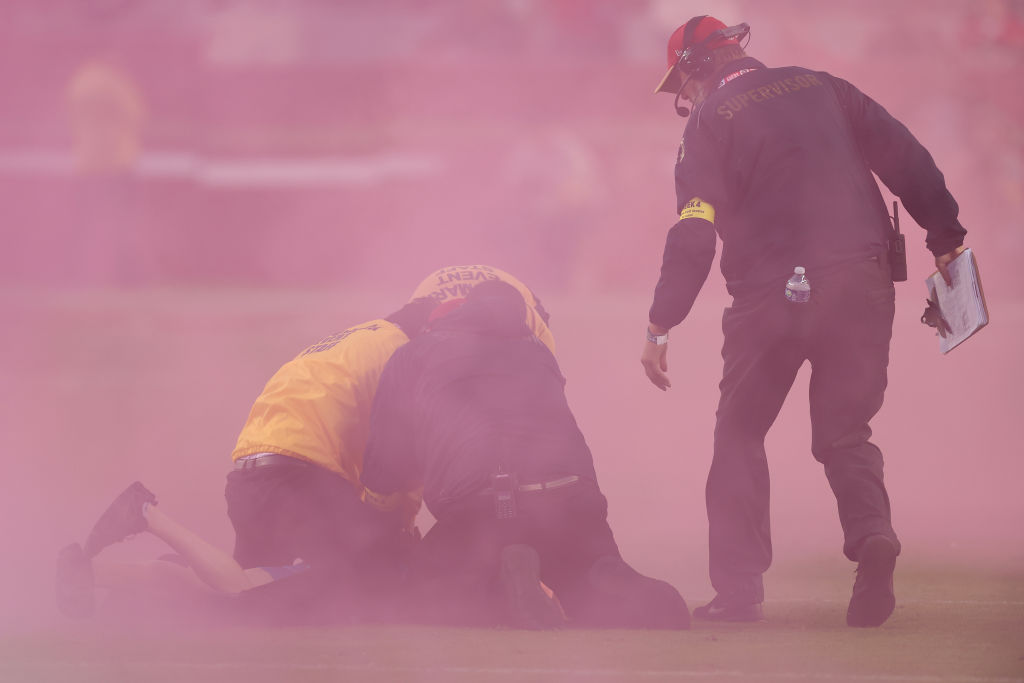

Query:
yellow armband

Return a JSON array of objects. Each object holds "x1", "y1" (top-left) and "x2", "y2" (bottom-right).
[{"x1": 680, "y1": 197, "x2": 715, "y2": 223}]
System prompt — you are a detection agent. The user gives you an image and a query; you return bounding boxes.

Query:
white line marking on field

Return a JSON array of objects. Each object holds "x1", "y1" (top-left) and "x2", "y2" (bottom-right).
[
  {"x1": 5, "y1": 662, "x2": 1022, "y2": 682},
  {"x1": 929, "y1": 600, "x2": 1024, "y2": 606},
  {"x1": 775, "y1": 598, "x2": 1024, "y2": 607}
]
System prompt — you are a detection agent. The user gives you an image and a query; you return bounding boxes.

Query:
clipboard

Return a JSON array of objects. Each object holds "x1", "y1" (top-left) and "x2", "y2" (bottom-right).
[{"x1": 923, "y1": 248, "x2": 989, "y2": 354}]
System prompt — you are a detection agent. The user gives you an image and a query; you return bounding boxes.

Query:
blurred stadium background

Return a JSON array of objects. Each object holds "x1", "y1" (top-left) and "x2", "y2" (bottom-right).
[{"x1": 2, "y1": 0, "x2": 1021, "y2": 295}]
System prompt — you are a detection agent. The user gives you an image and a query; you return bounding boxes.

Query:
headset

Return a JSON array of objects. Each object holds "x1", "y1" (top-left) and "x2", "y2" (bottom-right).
[
  {"x1": 672, "y1": 17, "x2": 750, "y2": 117},
  {"x1": 678, "y1": 16, "x2": 751, "y2": 79}
]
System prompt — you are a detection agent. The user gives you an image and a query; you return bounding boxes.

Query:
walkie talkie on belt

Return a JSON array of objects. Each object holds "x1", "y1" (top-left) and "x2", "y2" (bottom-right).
[
  {"x1": 889, "y1": 200, "x2": 908, "y2": 282},
  {"x1": 491, "y1": 468, "x2": 518, "y2": 520}
]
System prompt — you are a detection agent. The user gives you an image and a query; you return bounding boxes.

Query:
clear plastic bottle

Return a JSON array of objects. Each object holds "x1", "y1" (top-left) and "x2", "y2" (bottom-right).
[{"x1": 785, "y1": 266, "x2": 811, "y2": 303}]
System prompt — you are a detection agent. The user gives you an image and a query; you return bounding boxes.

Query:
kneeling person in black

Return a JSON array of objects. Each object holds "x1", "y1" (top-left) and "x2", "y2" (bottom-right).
[{"x1": 362, "y1": 280, "x2": 690, "y2": 629}]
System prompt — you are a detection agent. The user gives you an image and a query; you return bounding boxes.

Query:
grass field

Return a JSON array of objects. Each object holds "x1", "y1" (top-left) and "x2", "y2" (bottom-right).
[
  {"x1": 3, "y1": 287, "x2": 1022, "y2": 683},
  {"x1": 2, "y1": 561, "x2": 1022, "y2": 683}
]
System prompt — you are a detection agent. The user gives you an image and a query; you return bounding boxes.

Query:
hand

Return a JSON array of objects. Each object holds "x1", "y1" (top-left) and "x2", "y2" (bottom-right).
[
  {"x1": 641, "y1": 325, "x2": 672, "y2": 391},
  {"x1": 935, "y1": 245, "x2": 967, "y2": 287}
]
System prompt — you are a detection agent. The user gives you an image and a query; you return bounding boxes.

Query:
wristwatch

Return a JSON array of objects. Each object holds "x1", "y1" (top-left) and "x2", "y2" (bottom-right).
[{"x1": 646, "y1": 327, "x2": 670, "y2": 345}]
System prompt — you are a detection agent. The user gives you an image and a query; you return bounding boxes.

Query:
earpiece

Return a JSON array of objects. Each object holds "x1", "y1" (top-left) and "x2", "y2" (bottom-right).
[{"x1": 679, "y1": 16, "x2": 714, "y2": 79}]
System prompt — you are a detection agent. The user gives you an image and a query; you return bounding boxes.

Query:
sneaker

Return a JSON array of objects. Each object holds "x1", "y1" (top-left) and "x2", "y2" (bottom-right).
[
  {"x1": 847, "y1": 535, "x2": 897, "y2": 627},
  {"x1": 693, "y1": 594, "x2": 764, "y2": 622},
  {"x1": 499, "y1": 544, "x2": 565, "y2": 630},
  {"x1": 82, "y1": 482, "x2": 157, "y2": 558},
  {"x1": 55, "y1": 543, "x2": 94, "y2": 618}
]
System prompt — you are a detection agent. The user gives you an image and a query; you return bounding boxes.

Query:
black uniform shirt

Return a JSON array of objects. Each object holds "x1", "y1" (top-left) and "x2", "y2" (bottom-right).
[
  {"x1": 650, "y1": 57, "x2": 967, "y2": 328},
  {"x1": 361, "y1": 289, "x2": 597, "y2": 520}
]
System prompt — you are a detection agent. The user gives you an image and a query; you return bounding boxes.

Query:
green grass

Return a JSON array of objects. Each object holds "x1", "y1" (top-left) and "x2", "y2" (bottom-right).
[
  {"x1": 5, "y1": 289, "x2": 1023, "y2": 683},
  {"x1": 4, "y1": 564, "x2": 1022, "y2": 683}
]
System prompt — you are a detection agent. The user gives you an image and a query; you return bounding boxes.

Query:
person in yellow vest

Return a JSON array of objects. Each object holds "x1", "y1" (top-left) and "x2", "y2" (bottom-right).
[
  {"x1": 225, "y1": 301, "x2": 434, "y2": 607},
  {"x1": 58, "y1": 304, "x2": 439, "y2": 624}
]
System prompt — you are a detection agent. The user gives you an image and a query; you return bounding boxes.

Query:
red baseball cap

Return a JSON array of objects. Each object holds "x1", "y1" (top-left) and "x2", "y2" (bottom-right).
[{"x1": 655, "y1": 16, "x2": 741, "y2": 94}]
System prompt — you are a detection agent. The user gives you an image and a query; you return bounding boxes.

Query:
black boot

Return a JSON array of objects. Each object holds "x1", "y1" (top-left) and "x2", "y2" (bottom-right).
[
  {"x1": 82, "y1": 482, "x2": 157, "y2": 558},
  {"x1": 693, "y1": 593, "x2": 764, "y2": 622},
  {"x1": 847, "y1": 535, "x2": 897, "y2": 627},
  {"x1": 499, "y1": 544, "x2": 564, "y2": 630}
]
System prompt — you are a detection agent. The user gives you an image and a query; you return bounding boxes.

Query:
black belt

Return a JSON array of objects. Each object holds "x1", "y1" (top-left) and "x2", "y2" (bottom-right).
[{"x1": 233, "y1": 452, "x2": 308, "y2": 470}]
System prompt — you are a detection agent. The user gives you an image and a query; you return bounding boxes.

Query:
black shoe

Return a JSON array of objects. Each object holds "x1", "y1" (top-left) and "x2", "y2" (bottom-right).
[
  {"x1": 55, "y1": 543, "x2": 94, "y2": 618},
  {"x1": 693, "y1": 594, "x2": 764, "y2": 622},
  {"x1": 82, "y1": 482, "x2": 157, "y2": 558},
  {"x1": 499, "y1": 544, "x2": 565, "y2": 630},
  {"x1": 847, "y1": 535, "x2": 897, "y2": 627}
]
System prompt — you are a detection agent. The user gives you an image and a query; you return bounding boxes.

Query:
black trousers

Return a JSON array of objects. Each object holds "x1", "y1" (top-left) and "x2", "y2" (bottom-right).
[
  {"x1": 224, "y1": 461, "x2": 413, "y2": 620},
  {"x1": 710, "y1": 257, "x2": 901, "y2": 603},
  {"x1": 411, "y1": 480, "x2": 690, "y2": 629}
]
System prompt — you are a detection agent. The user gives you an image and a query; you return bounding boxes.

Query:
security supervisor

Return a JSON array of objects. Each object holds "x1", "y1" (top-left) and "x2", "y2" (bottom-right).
[{"x1": 641, "y1": 15, "x2": 969, "y2": 627}]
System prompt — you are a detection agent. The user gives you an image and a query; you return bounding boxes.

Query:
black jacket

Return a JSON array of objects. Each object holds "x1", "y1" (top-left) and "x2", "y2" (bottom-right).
[
  {"x1": 361, "y1": 291, "x2": 597, "y2": 519},
  {"x1": 650, "y1": 57, "x2": 967, "y2": 328}
]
